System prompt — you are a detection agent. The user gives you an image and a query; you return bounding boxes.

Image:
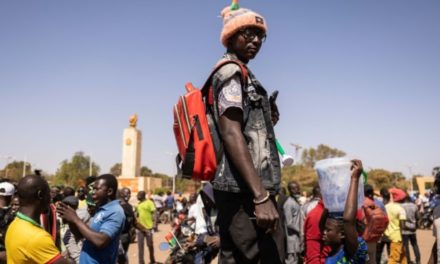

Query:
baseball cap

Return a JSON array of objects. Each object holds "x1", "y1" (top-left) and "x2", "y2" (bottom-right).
[{"x1": 0, "y1": 182, "x2": 15, "y2": 196}]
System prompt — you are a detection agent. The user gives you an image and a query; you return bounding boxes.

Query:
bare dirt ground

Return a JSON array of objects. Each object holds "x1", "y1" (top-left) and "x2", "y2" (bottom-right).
[{"x1": 126, "y1": 224, "x2": 435, "y2": 264}]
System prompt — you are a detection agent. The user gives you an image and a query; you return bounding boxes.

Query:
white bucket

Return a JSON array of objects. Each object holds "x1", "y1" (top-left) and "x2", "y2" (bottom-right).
[{"x1": 315, "y1": 157, "x2": 364, "y2": 213}]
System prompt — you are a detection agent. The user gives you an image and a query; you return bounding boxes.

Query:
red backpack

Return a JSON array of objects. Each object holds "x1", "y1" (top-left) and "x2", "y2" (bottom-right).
[
  {"x1": 361, "y1": 199, "x2": 389, "y2": 242},
  {"x1": 173, "y1": 60, "x2": 248, "y2": 181}
]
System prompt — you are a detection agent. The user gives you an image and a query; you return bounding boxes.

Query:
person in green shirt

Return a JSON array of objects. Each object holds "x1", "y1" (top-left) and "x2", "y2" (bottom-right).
[{"x1": 135, "y1": 191, "x2": 157, "y2": 264}]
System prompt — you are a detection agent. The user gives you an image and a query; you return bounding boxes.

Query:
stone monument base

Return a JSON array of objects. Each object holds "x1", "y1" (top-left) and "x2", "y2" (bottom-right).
[{"x1": 118, "y1": 177, "x2": 163, "y2": 193}]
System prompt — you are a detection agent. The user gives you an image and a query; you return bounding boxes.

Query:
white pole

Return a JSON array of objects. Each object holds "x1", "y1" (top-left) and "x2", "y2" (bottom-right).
[
  {"x1": 3, "y1": 156, "x2": 14, "y2": 178},
  {"x1": 173, "y1": 174, "x2": 176, "y2": 194},
  {"x1": 408, "y1": 166, "x2": 414, "y2": 192},
  {"x1": 89, "y1": 155, "x2": 92, "y2": 176},
  {"x1": 23, "y1": 155, "x2": 27, "y2": 178},
  {"x1": 165, "y1": 152, "x2": 176, "y2": 194}
]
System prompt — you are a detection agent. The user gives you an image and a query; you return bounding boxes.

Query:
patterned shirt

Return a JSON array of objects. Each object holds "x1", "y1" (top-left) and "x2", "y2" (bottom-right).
[
  {"x1": 325, "y1": 237, "x2": 368, "y2": 264},
  {"x1": 217, "y1": 53, "x2": 256, "y2": 116}
]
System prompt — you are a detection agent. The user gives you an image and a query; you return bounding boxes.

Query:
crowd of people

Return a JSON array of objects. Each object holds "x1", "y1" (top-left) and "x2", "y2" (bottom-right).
[
  {"x1": 1, "y1": 168, "x2": 439, "y2": 264},
  {"x1": 0, "y1": 2, "x2": 439, "y2": 264}
]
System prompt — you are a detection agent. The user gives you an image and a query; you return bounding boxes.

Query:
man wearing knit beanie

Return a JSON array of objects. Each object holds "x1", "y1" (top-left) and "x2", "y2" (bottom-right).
[{"x1": 207, "y1": 3, "x2": 284, "y2": 264}]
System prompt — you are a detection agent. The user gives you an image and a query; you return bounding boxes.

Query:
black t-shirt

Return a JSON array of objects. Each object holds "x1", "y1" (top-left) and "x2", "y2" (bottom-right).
[
  {"x1": 121, "y1": 203, "x2": 135, "y2": 235},
  {"x1": 0, "y1": 207, "x2": 15, "y2": 251}
]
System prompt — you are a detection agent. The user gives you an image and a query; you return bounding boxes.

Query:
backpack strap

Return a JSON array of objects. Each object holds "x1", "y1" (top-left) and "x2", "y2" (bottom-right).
[
  {"x1": 197, "y1": 59, "x2": 249, "y2": 173},
  {"x1": 201, "y1": 59, "x2": 249, "y2": 106}
]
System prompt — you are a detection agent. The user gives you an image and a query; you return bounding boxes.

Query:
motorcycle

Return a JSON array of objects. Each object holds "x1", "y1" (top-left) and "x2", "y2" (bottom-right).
[
  {"x1": 418, "y1": 205, "x2": 433, "y2": 229},
  {"x1": 160, "y1": 213, "x2": 199, "y2": 264}
]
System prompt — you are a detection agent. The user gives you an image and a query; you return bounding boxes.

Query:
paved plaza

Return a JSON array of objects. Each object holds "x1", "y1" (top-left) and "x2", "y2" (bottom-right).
[{"x1": 126, "y1": 224, "x2": 435, "y2": 264}]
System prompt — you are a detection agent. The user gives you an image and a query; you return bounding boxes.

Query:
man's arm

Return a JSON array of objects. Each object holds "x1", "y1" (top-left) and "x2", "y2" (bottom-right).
[
  {"x1": 398, "y1": 207, "x2": 407, "y2": 234},
  {"x1": 57, "y1": 203, "x2": 111, "y2": 249},
  {"x1": 343, "y1": 159, "x2": 363, "y2": 259},
  {"x1": 134, "y1": 216, "x2": 148, "y2": 233},
  {"x1": 219, "y1": 107, "x2": 279, "y2": 231}
]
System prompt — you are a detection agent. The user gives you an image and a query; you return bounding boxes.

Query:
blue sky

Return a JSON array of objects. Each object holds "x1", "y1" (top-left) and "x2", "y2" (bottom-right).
[{"x1": 0, "y1": 0, "x2": 439, "y2": 178}]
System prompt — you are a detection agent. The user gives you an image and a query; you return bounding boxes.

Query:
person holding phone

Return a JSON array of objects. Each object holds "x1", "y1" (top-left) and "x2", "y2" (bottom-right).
[
  {"x1": 57, "y1": 174, "x2": 125, "y2": 264},
  {"x1": 208, "y1": 3, "x2": 284, "y2": 263}
]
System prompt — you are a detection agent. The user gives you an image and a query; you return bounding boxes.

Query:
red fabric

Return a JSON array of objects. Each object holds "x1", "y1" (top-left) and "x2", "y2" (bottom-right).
[
  {"x1": 361, "y1": 197, "x2": 389, "y2": 242},
  {"x1": 389, "y1": 188, "x2": 406, "y2": 202},
  {"x1": 304, "y1": 200, "x2": 330, "y2": 264}
]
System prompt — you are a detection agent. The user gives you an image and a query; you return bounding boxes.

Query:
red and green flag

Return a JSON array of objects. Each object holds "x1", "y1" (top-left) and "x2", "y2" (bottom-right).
[{"x1": 165, "y1": 232, "x2": 178, "y2": 249}]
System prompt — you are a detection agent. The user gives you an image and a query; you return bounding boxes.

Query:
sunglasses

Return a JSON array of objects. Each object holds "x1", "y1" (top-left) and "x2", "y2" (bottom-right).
[{"x1": 239, "y1": 28, "x2": 267, "y2": 43}]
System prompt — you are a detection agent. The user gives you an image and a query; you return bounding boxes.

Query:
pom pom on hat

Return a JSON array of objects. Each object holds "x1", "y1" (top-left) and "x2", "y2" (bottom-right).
[{"x1": 220, "y1": 4, "x2": 267, "y2": 47}]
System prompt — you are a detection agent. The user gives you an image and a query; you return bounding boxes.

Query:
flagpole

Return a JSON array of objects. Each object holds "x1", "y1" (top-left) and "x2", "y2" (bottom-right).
[
  {"x1": 171, "y1": 230, "x2": 183, "y2": 249},
  {"x1": 23, "y1": 155, "x2": 27, "y2": 178}
]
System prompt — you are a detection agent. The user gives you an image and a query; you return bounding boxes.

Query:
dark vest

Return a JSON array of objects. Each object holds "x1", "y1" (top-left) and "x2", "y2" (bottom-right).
[{"x1": 209, "y1": 54, "x2": 281, "y2": 194}]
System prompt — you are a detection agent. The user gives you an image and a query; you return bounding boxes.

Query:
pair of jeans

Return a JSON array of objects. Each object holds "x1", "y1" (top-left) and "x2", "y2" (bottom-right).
[
  {"x1": 366, "y1": 242, "x2": 377, "y2": 264},
  {"x1": 402, "y1": 234, "x2": 420, "y2": 264},
  {"x1": 214, "y1": 190, "x2": 284, "y2": 264},
  {"x1": 376, "y1": 236, "x2": 390, "y2": 264},
  {"x1": 137, "y1": 229, "x2": 155, "y2": 264}
]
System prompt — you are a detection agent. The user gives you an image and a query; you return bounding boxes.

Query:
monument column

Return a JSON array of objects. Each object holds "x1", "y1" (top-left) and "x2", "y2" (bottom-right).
[
  {"x1": 118, "y1": 114, "x2": 162, "y2": 193},
  {"x1": 121, "y1": 114, "x2": 142, "y2": 178}
]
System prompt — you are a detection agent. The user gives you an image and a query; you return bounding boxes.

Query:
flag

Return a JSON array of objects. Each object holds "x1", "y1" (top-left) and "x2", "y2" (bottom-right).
[{"x1": 165, "y1": 232, "x2": 178, "y2": 249}]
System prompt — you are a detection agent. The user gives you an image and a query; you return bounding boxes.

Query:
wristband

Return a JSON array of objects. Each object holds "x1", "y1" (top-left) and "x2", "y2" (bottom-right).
[{"x1": 253, "y1": 191, "x2": 270, "y2": 205}]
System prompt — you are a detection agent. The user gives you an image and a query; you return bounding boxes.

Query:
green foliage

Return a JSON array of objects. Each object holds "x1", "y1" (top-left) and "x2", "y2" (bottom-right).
[
  {"x1": 1, "y1": 161, "x2": 32, "y2": 182},
  {"x1": 174, "y1": 177, "x2": 194, "y2": 193},
  {"x1": 153, "y1": 187, "x2": 171, "y2": 195},
  {"x1": 110, "y1": 163, "x2": 122, "y2": 177},
  {"x1": 54, "y1": 151, "x2": 100, "y2": 188},
  {"x1": 140, "y1": 166, "x2": 152, "y2": 176},
  {"x1": 282, "y1": 144, "x2": 411, "y2": 194},
  {"x1": 367, "y1": 169, "x2": 410, "y2": 191},
  {"x1": 301, "y1": 144, "x2": 346, "y2": 167},
  {"x1": 281, "y1": 165, "x2": 318, "y2": 195}
]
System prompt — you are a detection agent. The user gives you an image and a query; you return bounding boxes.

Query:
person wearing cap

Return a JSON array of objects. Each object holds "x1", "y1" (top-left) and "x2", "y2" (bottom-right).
[
  {"x1": 384, "y1": 188, "x2": 407, "y2": 264},
  {"x1": 0, "y1": 181, "x2": 16, "y2": 263},
  {"x1": 208, "y1": 2, "x2": 283, "y2": 263},
  {"x1": 5, "y1": 174, "x2": 70, "y2": 264}
]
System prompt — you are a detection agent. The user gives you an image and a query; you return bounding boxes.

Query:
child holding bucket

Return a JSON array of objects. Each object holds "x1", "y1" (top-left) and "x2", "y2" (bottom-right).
[{"x1": 320, "y1": 159, "x2": 368, "y2": 264}]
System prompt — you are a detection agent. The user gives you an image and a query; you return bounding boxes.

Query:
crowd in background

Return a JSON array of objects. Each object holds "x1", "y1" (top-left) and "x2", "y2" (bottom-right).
[{"x1": 1, "y1": 172, "x2": 440, "y2": 264}]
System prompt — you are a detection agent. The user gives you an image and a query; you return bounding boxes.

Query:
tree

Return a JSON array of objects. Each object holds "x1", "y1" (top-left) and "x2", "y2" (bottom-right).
[
  {"x1": 2, "y1": 161, "x2": 32, "y2": 182},
  {"x1": 110, "y1": 163, "x2": 122, "y2": 177},
  {"x1": 367, "y1": 169, "x2": 410, "y2": 191},
  {"x1": 140, "y1": 166, "x2": 152, "y2": 177},
  {"x1": 301, "y1": 144, "x2": 346, "y2": 167},
  {"x1": 281, "y1": 165, "x2": 318, "y2": 195},
  {"x1": 54, "y1": 152, "x2": 100, "y2": 187}
]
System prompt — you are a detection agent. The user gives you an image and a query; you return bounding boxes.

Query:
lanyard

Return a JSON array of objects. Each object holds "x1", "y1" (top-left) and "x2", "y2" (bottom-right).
[{"x1": 16, "y1": 212, "x2": 40, "y2": 227}]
